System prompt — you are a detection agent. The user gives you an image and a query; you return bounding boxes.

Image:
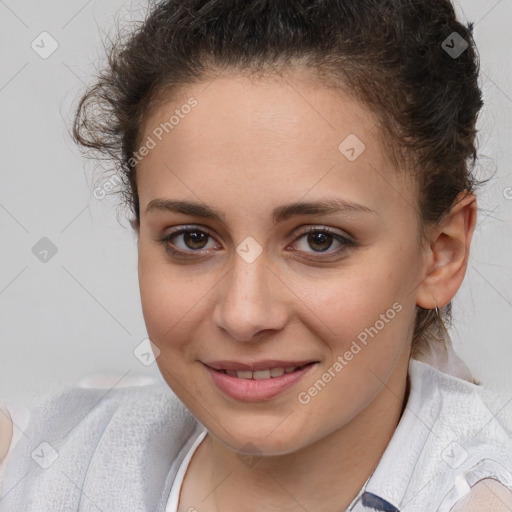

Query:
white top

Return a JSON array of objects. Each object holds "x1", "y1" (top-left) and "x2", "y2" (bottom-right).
[
  {"x1": 164, "y1": 430, "x2": 368, "y2": 511},
  {"x1": 159, "y1": 359, "x2": 512, "y2": 511},
  {"x1": 165, "y1": 429, "x2": 207, "y2": 511},
  {"x1": 2, "y1": 361, "x2": 512, "y2": 511},
  {"x1": 1, "y1": 398, "x2": 367, "y2": 510},
  {"x1": 0, "y1": 374, "x2": 160, "y2": 500}
]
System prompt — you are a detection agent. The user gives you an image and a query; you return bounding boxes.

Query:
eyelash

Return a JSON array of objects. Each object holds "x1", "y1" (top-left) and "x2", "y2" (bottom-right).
[{"x1": 156, "y1": 225, "x2": 357, "y2": 260}]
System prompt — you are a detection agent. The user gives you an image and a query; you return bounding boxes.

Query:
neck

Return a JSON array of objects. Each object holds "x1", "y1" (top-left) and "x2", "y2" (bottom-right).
[{"x1": 187, "y1": 356, "x2": 410, "y2": 512}]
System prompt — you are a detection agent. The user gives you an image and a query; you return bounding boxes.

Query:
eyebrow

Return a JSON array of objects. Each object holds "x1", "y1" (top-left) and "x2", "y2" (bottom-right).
[{"x1": 145, "y1": 196, "x2": 376, "y2": 224}]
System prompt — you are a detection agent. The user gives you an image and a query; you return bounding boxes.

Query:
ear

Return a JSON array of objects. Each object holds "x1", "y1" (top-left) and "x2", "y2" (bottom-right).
[
  {"x1": 416, "y1": 191, "x2": 477, "y2": 309},
  {"x1": 130, "y1": 217, "x2": 140, "y2": 244}
]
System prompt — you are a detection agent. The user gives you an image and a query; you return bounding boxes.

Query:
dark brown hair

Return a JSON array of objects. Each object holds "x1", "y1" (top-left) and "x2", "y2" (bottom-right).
[{"x1": 72, "y1": 0, "x2": 484, "y2": 357}]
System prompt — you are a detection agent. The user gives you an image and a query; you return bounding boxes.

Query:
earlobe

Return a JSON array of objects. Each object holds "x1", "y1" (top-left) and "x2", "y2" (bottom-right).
[
  {"x1": 416, "y1": 191, "x2": 477, "y2": 309},
  {"x1": 130, "y1": 217, "x2": 139, "y2": 229},
  {"x1": 130, "y1": 218, "x2": 140, "y2": 233},
  {"x1": 130, "y1": 218, "x2": 140, "y2": 246}
]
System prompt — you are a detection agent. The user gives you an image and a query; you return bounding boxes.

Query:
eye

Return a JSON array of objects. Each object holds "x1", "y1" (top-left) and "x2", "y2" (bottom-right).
[
  {"x1": 157, "y1": 226, "x2": 219, "y2": 258},
  {"x1": 156, "y1": 225, "x2": 357, "y2": 261},
  {"x1": 289, "y1": 226, "x2": 356, "y2": 259}
]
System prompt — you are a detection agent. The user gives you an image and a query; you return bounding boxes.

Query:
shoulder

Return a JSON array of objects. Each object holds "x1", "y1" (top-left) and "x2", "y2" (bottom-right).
[
  {"x1": 0, "y1": 401, "x2": 31, "y2": 463},
  {"x1": 450, "y1": 479, "x2": 512, "y2": 511},
  {"x1": 401, "y1": 360, "x2": 512, "y2": 510},
  {"x1": 0, "y1": 402, "x2": 14, "y2": 461},
  {"x1": 1, "y1": 378, "x2": 195, "y2": 467},
  {"x1": 409, "y1": 359, "x2": 512, "y2": 444},
  {"x1": 0, "y1": 379, "x2": 200, "y2": 510},
  {"x1": 23, "y1": 378, "x2": 196, "y2": 440}
]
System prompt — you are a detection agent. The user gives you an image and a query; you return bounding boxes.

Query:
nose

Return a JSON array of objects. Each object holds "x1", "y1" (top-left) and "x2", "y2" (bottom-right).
[{"x1": 213, "y1": 250, "x2": 289, "y2": 343}]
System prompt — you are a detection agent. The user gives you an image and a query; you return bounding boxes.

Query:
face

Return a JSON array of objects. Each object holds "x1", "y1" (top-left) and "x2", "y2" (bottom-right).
[{"x1": 135, "y1": 69, "x2": 427, "y2": 455}]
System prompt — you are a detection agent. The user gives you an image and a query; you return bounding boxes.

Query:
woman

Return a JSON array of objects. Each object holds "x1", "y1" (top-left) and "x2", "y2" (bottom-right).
[{"x1": 1, "y1": 0, "x2": 511, "y2": 510}]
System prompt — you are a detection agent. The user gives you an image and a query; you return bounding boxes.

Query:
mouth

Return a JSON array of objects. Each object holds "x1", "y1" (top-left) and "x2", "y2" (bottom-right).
[
  {"x1": 202, "y1": 361, "x2": 319, "y2": 402},
  {"x1": 211, "y1": 362, "x2": 315, "y2": 380}
]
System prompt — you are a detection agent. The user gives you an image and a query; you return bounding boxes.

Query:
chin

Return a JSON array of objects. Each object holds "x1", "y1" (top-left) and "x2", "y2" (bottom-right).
[
  {"x1": 218, "y1": 432, "x2": 308, "y2": 458},
  {"x1": 204, "y1": 413, "x2": 322, "y2": 457}
]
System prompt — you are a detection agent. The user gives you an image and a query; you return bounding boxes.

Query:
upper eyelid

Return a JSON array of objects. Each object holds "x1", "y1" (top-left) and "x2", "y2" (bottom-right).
[
  {"x1": 164, "y1": 225, "x2": 353, "y2": 250},
  {"x1": 165, "y1": 224, "x2": 350, "y2": 239}
]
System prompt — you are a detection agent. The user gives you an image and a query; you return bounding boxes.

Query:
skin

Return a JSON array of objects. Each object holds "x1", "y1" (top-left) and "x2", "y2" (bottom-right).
[
  {"x1": 452, "y1": 479, "x2": 512, "y2": 511},
  {"x1": 0, "y1": 403, "x2": 13, "y2": 461},
  {"x1": 0, "y1": 70, "x2": 508, "y2": 511},
  {"x1": 132, "y1": 68, "x2": 477, "y2": 511}
]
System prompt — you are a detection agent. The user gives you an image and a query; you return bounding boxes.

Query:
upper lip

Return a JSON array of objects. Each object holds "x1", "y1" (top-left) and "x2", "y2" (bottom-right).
[{"x1": 203, "y1": 360, "x2": 317, "y2": 371}]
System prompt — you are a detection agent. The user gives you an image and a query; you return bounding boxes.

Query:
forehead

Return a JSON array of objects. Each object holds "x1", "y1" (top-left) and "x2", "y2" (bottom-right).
[{"x1": 136, "y1": 70, "x2": 417, "y2": 221}]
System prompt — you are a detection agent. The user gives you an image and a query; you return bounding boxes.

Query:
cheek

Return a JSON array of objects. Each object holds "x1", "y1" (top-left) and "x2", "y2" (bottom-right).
[
  {"x1": 292, "y1": 274, "x2": 412, "y2": 434},
  {"x1": 137, "y1": 249, "x2": 201, "y2": 349},
  {"x1": 296, "y1": 262, "x2": 410, "y2": 344}
]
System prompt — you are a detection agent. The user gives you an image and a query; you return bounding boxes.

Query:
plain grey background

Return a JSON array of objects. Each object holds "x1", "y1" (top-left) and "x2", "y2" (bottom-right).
[{"x1": 1, "y1": 0, "x2": 511, "y2": 410}]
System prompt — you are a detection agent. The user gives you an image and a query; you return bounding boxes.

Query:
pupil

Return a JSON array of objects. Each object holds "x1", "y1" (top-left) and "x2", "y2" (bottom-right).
[
  {"x1": 185, "y1": 231, "x2": 207, "y2": 249},
  {"x1": 308, "y1": 232, "x2": 332, "y2": 252}
]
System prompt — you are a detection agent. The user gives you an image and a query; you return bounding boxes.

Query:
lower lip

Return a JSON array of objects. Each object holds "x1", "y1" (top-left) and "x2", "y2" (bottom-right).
[{"x1": 204, "y1": 363, "x2": 317, "y2": 402}]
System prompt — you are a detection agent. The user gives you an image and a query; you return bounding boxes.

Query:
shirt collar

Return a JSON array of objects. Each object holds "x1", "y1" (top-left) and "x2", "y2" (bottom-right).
[{"x1": 354, "y1": 359, "x2": 444, "y2": 511}]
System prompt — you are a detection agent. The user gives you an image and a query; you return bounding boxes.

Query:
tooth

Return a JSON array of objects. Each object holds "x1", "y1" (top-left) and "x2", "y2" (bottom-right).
[
  {"x1": 253, "y1": 369, "x2": 271, "y2": 380},
  {"x1": 227, "y1": 366, "x2": 301, "y2": 379}
]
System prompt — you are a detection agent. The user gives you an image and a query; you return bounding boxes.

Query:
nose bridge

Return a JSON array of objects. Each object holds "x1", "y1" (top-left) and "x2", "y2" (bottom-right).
[{"x1": 214, "y1": 249, "x2": 286, "y2": 342}]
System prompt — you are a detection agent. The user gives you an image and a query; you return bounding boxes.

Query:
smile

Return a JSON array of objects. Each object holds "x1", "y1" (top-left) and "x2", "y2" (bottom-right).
[
  {"x1": 219, "y1": 364, "x2": 311, "y2": 380},
  {"x1": 203, "y1": 362, "x2": 318, "y2": 402}
]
